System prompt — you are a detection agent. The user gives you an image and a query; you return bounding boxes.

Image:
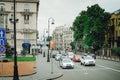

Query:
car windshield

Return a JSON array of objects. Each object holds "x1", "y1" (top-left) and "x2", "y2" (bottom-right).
[
  {"x1": 61, "y1": 56, "x2": 67, "y2": 58},
  {"x1": 69, "y1": 53, "x2": 74, "y2": 56},
  {"x1": 68, "y1": 52, "x2": 74, "y2": 55},
  {"x1": 63, "y1": 59, "x2": 71, "y2": 63},
  {"x1": 84, "y1": 56, "x2": 93, "y2": 60}
]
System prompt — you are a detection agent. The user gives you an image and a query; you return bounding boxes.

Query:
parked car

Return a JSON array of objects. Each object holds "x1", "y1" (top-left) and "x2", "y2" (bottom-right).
[
  {"x1": 61, "y1": 51, "x2": 67, "y2": 56},
  {"x1": 67, "y1": 52, "x2": 74, "y2": 59},
  {"x1": 60, "y1": 55, "x2": 68, "y2": 61},
  {"x1": 72, "y1": 55, "x2": 81, "y2": 62},
  {"x1": 80, "y1": 55, "x2": 95, "y2": 66},
  {"x1": 59, "y1": 58, "x2": 74, "y2": 69},
  {"x1": 51, "y1": 50, "x2": 59, "y2": 58},
  {"x1": 55, "y1": 54, "x2": 61, "y2": 61},
  {"x1": 89, "y1": 53, "x2": 96, "y2": 59}
]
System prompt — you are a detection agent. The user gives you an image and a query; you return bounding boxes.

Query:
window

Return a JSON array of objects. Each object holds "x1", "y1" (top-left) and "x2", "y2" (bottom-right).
[
  {"x1": 0, "y1": 14, "x2": 4, "y2": 28},
  {"x1": 24, "y1": 15, "x2": 29, "y2": 20},
  {"x1": 118, "y1": 17, "x2": 120, "y2": 26},
  {"x1": 24, "y1": 4, "x2": 29, "y2": 12},
  {"x1": 24, "y1": 15, "x2": 29, "y2": 24},
  {"x1": 11, "y1": 14, "x2": 14, "y2": 19},
  {"x1": 11, "y1": 34, "x2": 14, "y2": 39},
  {"x1": 116, "y1": 19, "x2": 117, "y2": 26},
  {"x1": 116, "y1": 31, "x2": 118, "y2": 37},
  {"x1": 0, "y1": 3, "x2": 5, "y2": 11},
  {"x1": 24, "y1": 34, "x2": 28, "y2": 39},
  {"x1": 24, "y1": 24, "x2": 29, "y2": 29},
  {"x1": 11, "y1": 4, "x2": 14, "y2": 10}
]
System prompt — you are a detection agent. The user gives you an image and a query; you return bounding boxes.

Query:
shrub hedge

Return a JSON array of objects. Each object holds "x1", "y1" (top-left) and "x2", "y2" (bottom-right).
[{"x1": 111, "y1": 47, "x2": 120, "y2": 57}]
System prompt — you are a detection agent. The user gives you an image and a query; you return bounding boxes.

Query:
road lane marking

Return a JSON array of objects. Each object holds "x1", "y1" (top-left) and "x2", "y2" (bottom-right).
[{"x1": 97, "y1": 64, "x2": 120, "y2": 73}]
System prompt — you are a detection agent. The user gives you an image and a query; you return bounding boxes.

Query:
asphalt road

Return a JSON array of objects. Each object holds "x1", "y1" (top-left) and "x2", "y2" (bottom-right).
[{"x1": 54, "y1": 59, "x2": 120, "y2": 80}]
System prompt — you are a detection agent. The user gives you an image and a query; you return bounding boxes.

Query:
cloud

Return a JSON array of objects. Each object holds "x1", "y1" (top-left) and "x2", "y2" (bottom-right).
[{"x1": 38, "y1": 0, "x2": 120, "y2": 39}]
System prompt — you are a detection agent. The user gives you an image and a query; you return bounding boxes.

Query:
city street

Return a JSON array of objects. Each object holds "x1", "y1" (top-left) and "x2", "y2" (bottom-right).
[{"x1": 54, "y1": 58, "x2": 120, "y2": 80}]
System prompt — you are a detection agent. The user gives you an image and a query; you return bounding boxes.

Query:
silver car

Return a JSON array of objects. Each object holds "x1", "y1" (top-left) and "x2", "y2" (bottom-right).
[
  {"x1": 80, "y1": 55, "x2": 95, "y2": 66},
  {"x1": 67, "y1": 52, "x2": 74, "y2": 59},
  {"x1": 55, "y1": 54, "x2": 61, "y2": 61},
  {"x1": 59, "y1": 58, "x2": 74, "y2": 69}
]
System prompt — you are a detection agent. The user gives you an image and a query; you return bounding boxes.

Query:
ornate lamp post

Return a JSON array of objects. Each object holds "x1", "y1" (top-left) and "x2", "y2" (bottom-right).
[
  {"x1": 9, "y1": 0, "x2": 19, "y2": 79},
  {"x1": 47, "y1": 17, "x2": 54, "y2": 62}
]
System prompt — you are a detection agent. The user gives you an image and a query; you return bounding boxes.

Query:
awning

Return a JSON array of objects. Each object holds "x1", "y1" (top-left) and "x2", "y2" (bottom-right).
[{"x1": 22, "y1": 43, "x2": 31, "y2": 47}]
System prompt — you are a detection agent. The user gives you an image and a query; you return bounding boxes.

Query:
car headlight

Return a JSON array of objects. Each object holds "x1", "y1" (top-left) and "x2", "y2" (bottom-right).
[{"x1": 62, "y1": 63, "x2": 67, "y2": 66}]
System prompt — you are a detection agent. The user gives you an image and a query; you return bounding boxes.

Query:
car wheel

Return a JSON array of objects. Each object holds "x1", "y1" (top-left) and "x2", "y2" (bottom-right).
[
  {"x1": 83, "y1": 62, "x2": 86, "y2": 66},
  {"x1": 81, "y1": 62, "x2": 82, "y2": 65},
  {"x1": 93, "y1": 64, "x2": 96, "y2": 66}
]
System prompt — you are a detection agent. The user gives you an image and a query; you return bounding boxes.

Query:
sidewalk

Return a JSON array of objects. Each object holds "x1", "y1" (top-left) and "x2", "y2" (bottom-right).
[{"x1": 0, "y1": 54, "x2": 63, "y2": 80}]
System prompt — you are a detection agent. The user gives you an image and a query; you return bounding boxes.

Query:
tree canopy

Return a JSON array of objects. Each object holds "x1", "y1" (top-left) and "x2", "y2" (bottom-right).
[{"x1": 71, "y1": 4, "x2": 111, "y2": 51}]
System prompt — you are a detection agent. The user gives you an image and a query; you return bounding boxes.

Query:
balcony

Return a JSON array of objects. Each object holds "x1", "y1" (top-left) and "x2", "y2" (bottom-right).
[
  {"x1": 21, "y1": 29, "x2": 37, "y2": 33},
  {"x1": 0, "y1": 8, "x2": 10, "y2": 14},
  {"x1": 20, "y1": 9, "x2": 33, "y2": 16}
]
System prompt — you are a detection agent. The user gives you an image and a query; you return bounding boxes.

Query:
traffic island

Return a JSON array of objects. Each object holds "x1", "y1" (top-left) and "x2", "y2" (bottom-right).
[{"x1": 0, "y1": 62, "x2": 36, "y2": 77}]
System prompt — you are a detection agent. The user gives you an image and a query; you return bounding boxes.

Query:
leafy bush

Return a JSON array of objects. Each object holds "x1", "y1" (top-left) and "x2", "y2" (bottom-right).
[
  {"x1": 21, "y1": 47, "x2": 29, "y2": 56},
  {"x1": 111, "y1": 47, "x2": 120, "y2": 57},
  {"x1": 4, "y1": 42, "x2": 14, "y2": 57}
]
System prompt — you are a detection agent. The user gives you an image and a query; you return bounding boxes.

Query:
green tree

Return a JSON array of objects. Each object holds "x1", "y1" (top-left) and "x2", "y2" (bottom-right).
[
  {"x1": 70, "y1": 42, "x2": 75, "y2": 50},
  {"x1": 84, "y1": 4, "x2": 110, "y2": 51},
  {"x1": 71, "y1": 11, "x2": 87, "y2": 40},
  {"x1": 72, "y1": 4, "x2": 111, "y2": 51}
]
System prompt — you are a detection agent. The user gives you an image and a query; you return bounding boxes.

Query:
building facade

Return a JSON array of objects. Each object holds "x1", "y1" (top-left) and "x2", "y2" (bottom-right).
[
  {"x1": 0, "y1": 0, "x2": 39, "y2": 54},
  {"x1": 105, "y1": 9, "x2": 120, "y2": 48},
  {"x1": 53, "y1": 26, "x2": 74, "y2": 50}
]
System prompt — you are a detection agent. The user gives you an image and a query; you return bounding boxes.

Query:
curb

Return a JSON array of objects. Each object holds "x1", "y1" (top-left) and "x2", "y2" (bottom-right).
[{"x1": 40, "y1": 71, "x2": 63, "y2": 80}]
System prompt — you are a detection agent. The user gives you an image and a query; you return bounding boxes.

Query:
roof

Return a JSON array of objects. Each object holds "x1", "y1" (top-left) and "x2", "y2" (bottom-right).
[{"x1": 113, "y1": 9, "x2": 120, "y2": 14}]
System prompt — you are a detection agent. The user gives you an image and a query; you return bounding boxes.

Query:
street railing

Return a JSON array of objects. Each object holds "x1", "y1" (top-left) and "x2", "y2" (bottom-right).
[{"x1": 97, "y1": 56, "x2": 120, "y2": 62}]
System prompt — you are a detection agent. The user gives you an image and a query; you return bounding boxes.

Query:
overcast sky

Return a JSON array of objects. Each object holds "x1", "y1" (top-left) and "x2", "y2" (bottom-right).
[{"x1": 38, "y1": 0, "x2": 120, "y2": 40}]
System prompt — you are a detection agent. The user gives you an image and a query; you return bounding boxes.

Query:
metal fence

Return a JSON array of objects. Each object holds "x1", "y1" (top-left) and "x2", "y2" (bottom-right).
[{"x1": 97, "y1": 56, "x2": 120, "y2": 62}]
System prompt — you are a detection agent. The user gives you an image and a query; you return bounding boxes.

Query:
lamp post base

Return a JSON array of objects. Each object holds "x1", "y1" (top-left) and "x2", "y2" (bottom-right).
[
  {"x1": 13, "y1": 65, "x2": 19, "y2": 80},
  {"x1": 47, "y1": 51, "x2": 50, "y2": 62}
]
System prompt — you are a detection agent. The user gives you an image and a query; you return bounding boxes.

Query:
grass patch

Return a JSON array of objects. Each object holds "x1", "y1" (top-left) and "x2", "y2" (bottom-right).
[{"x1": 7, "y1": 57, "x2": 36, "y2": 62}]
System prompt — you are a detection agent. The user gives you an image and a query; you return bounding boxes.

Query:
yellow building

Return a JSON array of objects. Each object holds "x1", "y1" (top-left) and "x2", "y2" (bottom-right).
[
  {"x1": 106, "y1": 9, "x2": 120, "y2": 48},
  {"x1": 103, "y1": 9, "x2": 120, "y2": 56}
]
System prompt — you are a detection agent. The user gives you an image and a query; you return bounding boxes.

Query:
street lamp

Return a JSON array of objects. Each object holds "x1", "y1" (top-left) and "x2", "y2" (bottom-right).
[
  {"x1": 9, "y1": 0, "x2": 19, "y2": 79},
  {"x1": 47, "y1": 17, "x2": 54, "y2": 62}
]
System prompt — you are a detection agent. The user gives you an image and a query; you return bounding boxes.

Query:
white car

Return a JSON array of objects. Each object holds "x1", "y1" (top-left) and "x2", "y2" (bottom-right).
[
  {"x1": 67, "y1": 52, "x2": 74, "y2": 59},
  {"x1": 59, "y1": 58, "x2": 74, "y2": 69},
  {"x1": 55, "y1": 54, "x2": 61, "y2": 61},
  {"x1": 80, "y1": 55, "x2": 95, "y2": 66}
]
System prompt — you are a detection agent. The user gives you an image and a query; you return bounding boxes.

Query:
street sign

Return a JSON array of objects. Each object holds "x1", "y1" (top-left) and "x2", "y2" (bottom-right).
[
  {"x1": 0, "y1": 29, "x2": 6, "y2": 45},
  {"x1": 0, "y1": 45, "x2": 6, "y2": 53},
  {"x1": 0, "y1": 38, "x2": 6, "y2": 45},
  {"x1": 0, "y1": 29, "x2": 6, "y2": 38}
]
